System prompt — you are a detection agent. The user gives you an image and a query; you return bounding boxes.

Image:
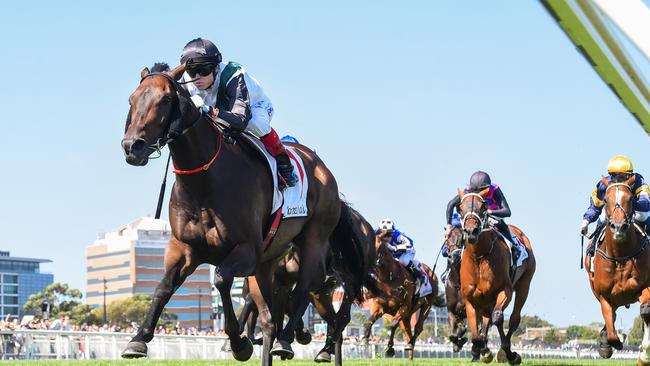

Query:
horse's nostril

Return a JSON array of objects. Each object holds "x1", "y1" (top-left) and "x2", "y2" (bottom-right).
[{"x1": 131, "y1": 139, "x2": 147, "y2": 153}]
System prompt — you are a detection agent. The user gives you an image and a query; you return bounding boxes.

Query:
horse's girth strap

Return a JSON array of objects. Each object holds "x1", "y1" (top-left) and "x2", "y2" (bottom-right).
[{"x1": 263, "y1": 207, "x2": 283, "y2": 251}]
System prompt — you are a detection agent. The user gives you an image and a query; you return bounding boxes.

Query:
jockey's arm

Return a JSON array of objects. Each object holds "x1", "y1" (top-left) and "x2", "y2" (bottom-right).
[
  {"x1": 488, "y1": 188, "x2": 511, "y2": 218},
  {"x1": 634, "y1": 174, "x2": 650, "y2": 212},
  {"x1": 214, "y1": 74, "x2": 252, "y2": 132},
  {"x1": 446, "y1": 195, "x2": 461, "y2": 225},
  {"x1": 395, "y1": 234, "x2": 413, "y2": 251},
  {"x1": 385, "y1": 242, "x2": 398, "y2": 252},
  {"x1": 583, "y1": 182, "x2": 606, "y2": 224}
]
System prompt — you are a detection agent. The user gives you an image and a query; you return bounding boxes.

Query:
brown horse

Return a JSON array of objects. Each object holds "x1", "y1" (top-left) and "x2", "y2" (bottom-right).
[
  {"x1": 444, "y1": 225, "x2": 467, "y2": 352},
  {"x1": 457, "y1": 189, "x2": 535, "y2": 364},
  {"x1": 584, "y1": 175, "x2": 650, "y2": 363},
  {"x1": 121, "y1": 65, "x2": 368, "y2": 366},
  {"x1": 362, "y1": 231, "x2": 445, "y2": 360}
]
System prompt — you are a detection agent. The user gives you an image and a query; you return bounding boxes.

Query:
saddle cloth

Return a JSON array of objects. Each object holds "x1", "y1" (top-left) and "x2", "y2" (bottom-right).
[
  {"x1": 240, "y1": 133, "x2": 309, "y2": 218},
  {"x1": 494, "y1": 230, "x2": 528, "y2": 268},
  {"x1": 414, "y1": 261, "x2": 433, "y2": 297}
]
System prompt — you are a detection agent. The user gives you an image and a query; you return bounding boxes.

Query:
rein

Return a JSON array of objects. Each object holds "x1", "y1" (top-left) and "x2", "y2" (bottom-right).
[
  {"x1": 140, "y1": 72, "x2": 225, "y2": 176},
  {"x1": 596, "y1": 183, "x2": 647, "y2": 263}
]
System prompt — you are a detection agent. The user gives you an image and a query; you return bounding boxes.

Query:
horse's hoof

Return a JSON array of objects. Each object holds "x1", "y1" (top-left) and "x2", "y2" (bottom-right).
[
  {"x1": 599, "y1": 345, "x2": 613, "y2": 359},
  {"x1": 314, "y1": 350, "x2": 332, "y2": 363},
  {"x1": 404, "y1": 343, "x2": 414, "y2": 351},
  {"x1": 384, "y1": 346, "x2": 395, "y2": 357},
  {"x1": 508, "y1": 352, "x2": 522, "y2": 365},
  {"x1": 296, "y1": 327, "x2": 312, "y2": 345},
  {"x1": 121, "y1": 341, "x2": 147, "y2": 359},
  {"x1": 221, "y1": 340, "x2": 231, "y2": 352},
  {"x1": 480, "y1": 349, "x2": 494, "y2": 363},
  {"x1": 471, "y1": 354, "x2": 481, "y2": 362},
  {"x1": 271, "y1": 340, "x2": 294, "y2": 359},
  {"x1": 496, "y1": 348, "x2": 507, "y2": 363},
  {"x1": 611, "y1": 339, "x2": 623, "y2": 350},
  {"x1": 231, "y1": 336, "x2": 253, "y2": 362}
]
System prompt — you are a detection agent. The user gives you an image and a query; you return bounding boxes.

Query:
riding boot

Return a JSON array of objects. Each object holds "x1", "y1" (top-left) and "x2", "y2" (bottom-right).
[{"x1": 260, "y1": 129, "x2": 298, "y2": 188}]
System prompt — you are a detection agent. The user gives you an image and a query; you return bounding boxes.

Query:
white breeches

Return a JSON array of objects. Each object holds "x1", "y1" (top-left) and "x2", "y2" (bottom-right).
[{"x1": 246, "y1": 101, "x2": 274, "y2": 137}]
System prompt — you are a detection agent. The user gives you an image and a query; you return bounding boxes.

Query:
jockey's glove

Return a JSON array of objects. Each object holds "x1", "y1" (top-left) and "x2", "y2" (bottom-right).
[{"x1": 580, "y1": 219, "x2": 590, "y2": 236}]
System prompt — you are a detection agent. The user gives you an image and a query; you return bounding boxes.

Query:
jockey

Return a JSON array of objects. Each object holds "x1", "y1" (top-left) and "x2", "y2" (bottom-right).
[
  {"x1": 580, "y1": 155, "x2": 650, "y2": 254},
  {"x1": 178, "y1": 37, "x2": 298, "y2": 188},
  {"x1": 378, "y1": 218, "x2": 425, "y2": 287},
  {"x1": 445, "y1": 171, "x2": 521, "y2": 263}
]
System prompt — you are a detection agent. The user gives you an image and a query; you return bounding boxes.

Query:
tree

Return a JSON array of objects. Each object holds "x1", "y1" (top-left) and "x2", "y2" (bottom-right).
[
  {"x1": 566, "y1": 325, "x2": 599, "y2": 341},
  {"x1": 97, "y1": 294, "x2": 177, "y2": 329},
  {"x1": 628, "y1": 316, "x2": 644, "y2": 346},
  {"x1": 543, "y1": 327, "x2": 567, "y2": 346},
  {"x1": 24, "y1": 283, "x2": 83, "y2": 318}
]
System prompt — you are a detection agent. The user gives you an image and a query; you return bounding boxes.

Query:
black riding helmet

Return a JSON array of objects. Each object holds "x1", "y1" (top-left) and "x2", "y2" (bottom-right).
[
  {"x1": 468, "y1": 171, "x2": 491, "y2": 192},
  {"x1": 180, "y1": 38, "x2": 222, "y2": 66}
]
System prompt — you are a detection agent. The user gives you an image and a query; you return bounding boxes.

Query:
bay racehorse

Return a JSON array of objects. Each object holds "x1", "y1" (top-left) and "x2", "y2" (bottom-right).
[
  {"x1": 362, "y1": 231, "x2": 445, "y2": 360},
  {"x1": 584, "y1": 175, "x2": 650, "y2": 364},
  {"x1": 458, "y1": 188, "x2": 535, "y2": 364},
  {"x1": 444, "y1": 225, "x2": 468, "y2": 352},
  {"x1": 121, "y1": 64, "x2": 368, "y2": 366}
]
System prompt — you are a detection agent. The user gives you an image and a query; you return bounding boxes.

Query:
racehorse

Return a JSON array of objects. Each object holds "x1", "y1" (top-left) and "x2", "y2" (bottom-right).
[
  {"x1": 584, "y1": 175, "x2": 650, "y2": 364},
  {"x1": 444, "y1": 225, "x2": 468, "y2": 352},
  {"x1": 121, "y1": 64, "x2": 368, "y2": 366},
  {"x1": 457, "y1": 188, "x2": 535, "y2": 364},
  {"x1": 239, "y1": 205, "x2": 376, "y2": 366},
  {"x1": 362, "y1": 231, "x2": 445, "y2": 360}
]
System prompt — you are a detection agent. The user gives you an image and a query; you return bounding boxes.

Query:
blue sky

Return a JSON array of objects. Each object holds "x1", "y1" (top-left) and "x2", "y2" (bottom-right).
[{"x1": 1, "y1": 1, "x2": 648, "y2": 329}]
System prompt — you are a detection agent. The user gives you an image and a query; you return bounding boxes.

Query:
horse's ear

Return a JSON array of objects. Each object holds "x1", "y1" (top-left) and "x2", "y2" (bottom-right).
[
  {"x1": 140, "y1": 67, "x2": 150, "y2": 79},
  {"x1": 457, "y1": 189, "x2": 464, "y2": 199},
  {"x1": 626, "y1": 174, "x2": 637, "y2": 186},
  {"x1": 169, "y1": 64, "x2": 186, "y2": 81},
  {"x1": 478, "y1": 187, "x2": 490, "y2": 198},
  {"x1": 601, "y1": 176, "x2": 610, "y2": 187}
]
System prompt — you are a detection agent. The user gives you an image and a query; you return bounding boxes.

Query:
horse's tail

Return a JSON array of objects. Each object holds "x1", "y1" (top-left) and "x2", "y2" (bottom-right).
[{"x1": 329, "y1": 199, "x2": 374, "y2": 303}]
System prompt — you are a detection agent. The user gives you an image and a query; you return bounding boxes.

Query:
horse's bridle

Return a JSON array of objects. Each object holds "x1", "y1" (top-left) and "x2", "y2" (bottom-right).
[
  {"x1": 136, "y1": 72, "x2": 204, "y2": 158},
  {"x1": 460, "y1": 193, "x2": 489, "y2": 232},
  {"x1": 604, "y1": 183, "x2": 634, "y2": 227}
]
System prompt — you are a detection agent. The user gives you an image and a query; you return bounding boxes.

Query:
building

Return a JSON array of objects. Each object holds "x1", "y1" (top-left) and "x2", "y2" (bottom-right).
[
  {"x1": 86, "y1": 217, "x2": 212, "y2": 328},
  {"x1": 0, "y1": 250, "x2": 53, "y2": 317}
]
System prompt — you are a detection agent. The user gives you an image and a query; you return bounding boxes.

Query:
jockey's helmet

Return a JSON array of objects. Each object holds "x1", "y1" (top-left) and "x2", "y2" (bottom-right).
[
  {"x1": 180, "y1": 38, "x2": 222, "y2": 66},
  {"x1": 607, "y1": 155, "x2": 633, "y2": 175},
  {"x1": 468, "y1": 171, "x2": 491, "y2": 192},
  {"x1": 379, "y1": 218, "x2": 395, "y2": 231}
]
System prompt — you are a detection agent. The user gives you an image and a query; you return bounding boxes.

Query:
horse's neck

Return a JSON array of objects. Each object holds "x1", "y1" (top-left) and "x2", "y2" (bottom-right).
[
  {"x1": 466, "y1": 231, "x2": 497, "y2": 259},
  {"x1": 169, "y1": 120, "x2": 221, "y2": 172},
  {"x1": 605, "y1": 227, "x2": 643, "y2": 257}
]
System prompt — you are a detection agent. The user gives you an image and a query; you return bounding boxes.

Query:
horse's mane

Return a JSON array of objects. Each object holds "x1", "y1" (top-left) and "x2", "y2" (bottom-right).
[{"x1": 151, "y1": 62, "x2": 170, "y2": 73}]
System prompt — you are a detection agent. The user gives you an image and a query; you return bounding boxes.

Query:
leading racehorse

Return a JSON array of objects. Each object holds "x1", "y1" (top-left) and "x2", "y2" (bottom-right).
[
  {"x1": 585, "y1": 175, "x2": 650, "y2": 364},
  {"x1": 121, "y1": 64, "x2": 368, "y2": 366},
  {"x1": 458, "y1": 188, "x2": 535, "y2": 364},
  {"x1": 362, "y1": 231, "x2": 445, "y2": 360}
]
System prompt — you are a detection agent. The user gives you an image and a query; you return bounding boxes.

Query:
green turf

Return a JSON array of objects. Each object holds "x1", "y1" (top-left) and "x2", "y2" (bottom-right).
[{"x1": 0, "y1": 359, "x2": 638, "y2": 366}]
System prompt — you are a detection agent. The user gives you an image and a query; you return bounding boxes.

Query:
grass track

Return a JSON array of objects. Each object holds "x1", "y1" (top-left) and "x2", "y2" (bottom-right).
[{"x1": 0, "y1": 359, "x2": 637, "y2": 366}]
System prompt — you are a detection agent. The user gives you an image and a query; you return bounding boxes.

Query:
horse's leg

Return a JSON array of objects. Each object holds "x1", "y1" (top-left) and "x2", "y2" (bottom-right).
[
  {"x1": 272, "y1": 229, "x2": 329, "y2": 358},
  {"x1": 321, "y1": 292, "x2": 354, "y2": 366},
  {"x1": 637, "y1": 289, "x2": 650, "y2": 366},
  {"x1": 492, "y1": 289, "x2": 513, "y2": 363},
  {"x1": 501, "y1": 269, "x2": 534, "y2": 365},
  {"x1": 248, "y1": 266, "x2": 277, "y2": 366},
  {"x1": 597, "y1": 297, "x2": 620, "y2": 358},
  {"x1": 399, "y1": 312, "x2": 415, "y2": 360},
  {"x1": 478, "y1": 313, "x2": 493, "y2": 363},
  {"x1": 411, "y1": 301, "x2": 432, "y2": 355},
  {"x1": 214, "y1": 242, "x2": 260, "y2": 362},
  {"x1": 385, "y1": 315, "x2": 401, "y2": 358},
  {"x1": 465, "y1": 301, "x2": 481, "y2": 362},
  {"x1": 362, "y1": 303, "x2": 382, "y2": 344},
  {"x1": 122, "y1": 239, "x2": 198, "y2": 358},
  {"x1": 312, "y1": 286, "x2": 338, "y2": 363}
]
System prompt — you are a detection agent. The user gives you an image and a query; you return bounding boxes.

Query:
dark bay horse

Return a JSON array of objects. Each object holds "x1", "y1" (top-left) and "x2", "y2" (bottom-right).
[
  {"x1": 444, "y1": 225, "x2": 467, "y2": 352},
  {"x1": 457, "y1": 189, "x2": 535, "y2": 364},
  {"x1": 362, "y1": 231, "x2": 445, "y2": 360},
  {"x1": 584, "y1": 176, "x2": 650, "y2": 363},
  {"x1": 121, "y1": 64, "x2": 368, "y2": 365}
]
